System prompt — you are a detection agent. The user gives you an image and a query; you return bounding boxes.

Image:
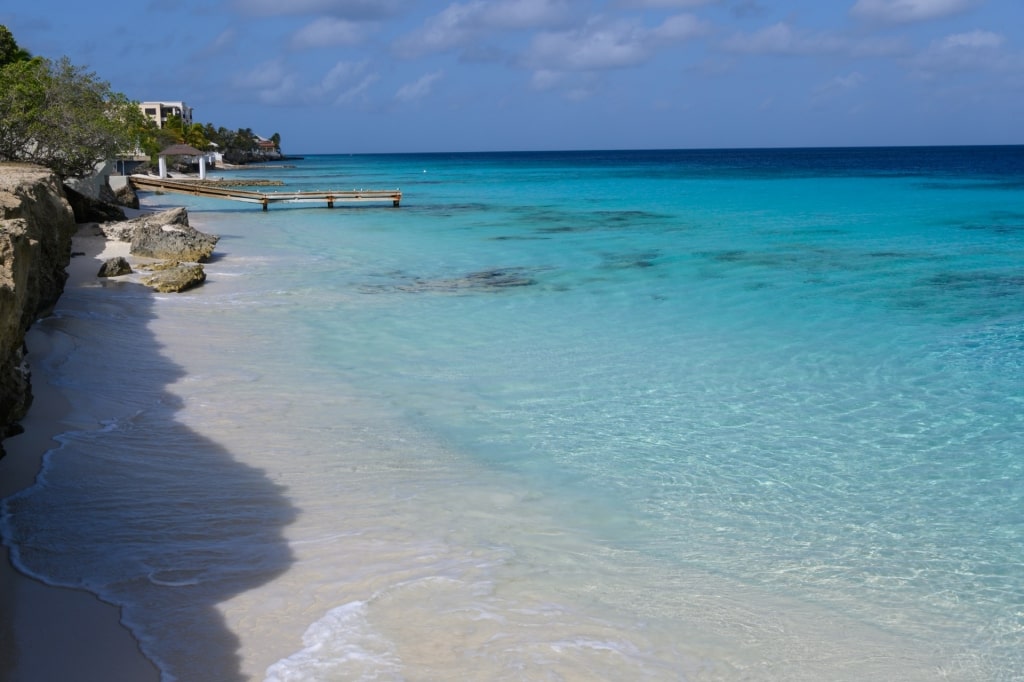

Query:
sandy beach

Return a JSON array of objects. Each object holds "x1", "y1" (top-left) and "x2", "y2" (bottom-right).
[{"x1": 0, "y1": 225, "x2": 160, "y2": 681}]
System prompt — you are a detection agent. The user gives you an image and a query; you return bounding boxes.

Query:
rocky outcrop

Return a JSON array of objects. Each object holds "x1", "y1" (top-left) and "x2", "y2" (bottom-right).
[
  {"x1": 140, "y1": 263, "x2": 206, "y2": 293},
  {"x1": 62, "y1": 184, "x2": 126, "y2": 223},
  {"x1": 112, "y1": 182, "x2": 139, "y2": 209},
  {"x1": 100, "y1": 207, "x2": 219, "y2": 263},
  {"x1": 130, "y1": 223, "x2": 218, "y2": 263},
  {"x1": 97, "y1": 256, "x2": 132, "y2": 277},
  {"x1": 96, "y1": 207, "x2": 217, "y2": 292},
  {"x1": 0, "y1": 164, "x2": 77, "y2": 450},
  {"x1": 97, "y1": 206, "x2": 187, "y2": 241}
]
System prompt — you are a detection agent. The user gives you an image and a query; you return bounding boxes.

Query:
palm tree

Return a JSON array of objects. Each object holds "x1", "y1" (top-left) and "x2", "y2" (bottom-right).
[{"x1": 183, "y1": 123, "x2": 209, "y2": 151}]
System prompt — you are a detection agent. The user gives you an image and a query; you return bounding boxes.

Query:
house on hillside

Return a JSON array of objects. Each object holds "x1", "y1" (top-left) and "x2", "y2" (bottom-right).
[
  {"x1": 139, "y1": 101, "x2": 193, "y2": 129},
  {"x1": 254, "y1": 135, "x2": 281, "y2": 159}
]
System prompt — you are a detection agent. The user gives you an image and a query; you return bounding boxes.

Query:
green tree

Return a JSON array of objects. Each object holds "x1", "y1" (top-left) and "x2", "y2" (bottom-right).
[
  {"x1": 223, "y1": 127, "x2": 257, "y2": 164},
  {"x1": 162, "y1": 113, "x2": 209, "y2": 152},
  {"x1": 0, "y1": 53, "x2": 149, "y2": 178},
  {"x1": 0, "y1": 25, "x2": 31, "y2": 67},
  {"x1": 163, "y1": 113, "x2": 187, "y2": 143},
  {"x1": 0, "y1": 59, "x2": 44, "y2": 162},
  {"x1": 184, "y1": 123, "x2": 210, "y2": 152}
]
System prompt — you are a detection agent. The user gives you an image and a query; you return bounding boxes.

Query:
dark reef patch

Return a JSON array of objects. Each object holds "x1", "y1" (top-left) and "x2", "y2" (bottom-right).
[{"x1": 363, "y1": 267, "x2": 544, "y2": 294}]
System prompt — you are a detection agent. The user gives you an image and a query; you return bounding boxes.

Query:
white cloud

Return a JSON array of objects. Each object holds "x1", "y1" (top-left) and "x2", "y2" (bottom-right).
[
  {"x1": 481, "y1": 0, "x2": 572, "y2": 29},
  {"x1": 912, "y1": 29, "x2": 1013, "y2": 78},
  {"x1": 525, "y1": 13, "x2": 706, "y2": 72},
  {"x1": 394, "y1": 3, "x2": 479, "y2": 56},
  {"x1": 318, "y1": 60, "x2": 372, "y2": 93},
  {"x1": 938, "y1": 29, "x2": 1004, "y2": 50},
  {"x1": 722, "y1": 21, "x2": 904, "y2": 57},
  {"x1": 530, "y1": 69, "x2": 566, "y2": 90},
  {"x1": 290, "y1": 17, "x2": 364, "y2": 49},
  {"x1": 813, "y1": 71, "x2": 866, "y2": 100},
  {"x1": 393, "y1": 0, "x2": 570, "y2": 57},
  {"x1": 849, "y1": 0, "x2": 978, "y2": 24},
  {"x1": 653, "y1": 14, "x2": 708, "y2": 41},
  {"x1": 193, "y1": 28, "x2": 237, "y2": 59},
  {"x1": 615, "y1": 0, "x2": 717, "y2": 7},
  {"x1": 232, "y1": 59, "x2": 300, "y2": 105},
  {"x1": 722, "y1": 22, "x2": 844, "y2": 55},
  {"x1": 233, "y1": 57, "x2": 380, "y2": 106},
  {"x1": 233, "y1": 0, "x2": 400, "y2": 18},
  {"x1": 234, "y1": 59, "x2": 290, "y2": 90},
  {"x1": 209, "y1": 29, "x2": 237, "y2": 53},
  {"x1": 528, "y1": 18, "x2": 650, "y2": 70},
  {"x1": 395, "y1": 71, "x2": 444, "y2": 101},
  {"x1": 834, "y1": 72, "x2": 866, "y2": 89},
  {"x1": 334, "y1": 74, "x2": 379, "y2": 105}
]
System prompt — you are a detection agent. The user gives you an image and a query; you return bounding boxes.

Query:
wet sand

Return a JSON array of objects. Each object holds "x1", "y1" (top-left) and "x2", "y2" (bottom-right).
[{"x1": 0, "y1": 226, "x2": 161, "y2": 681}]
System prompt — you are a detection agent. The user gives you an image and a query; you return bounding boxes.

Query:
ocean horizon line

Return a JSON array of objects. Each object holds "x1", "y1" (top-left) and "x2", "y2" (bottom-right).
[{"x1": 287, "y1": 142, "x2": 1024, "y2": 157}]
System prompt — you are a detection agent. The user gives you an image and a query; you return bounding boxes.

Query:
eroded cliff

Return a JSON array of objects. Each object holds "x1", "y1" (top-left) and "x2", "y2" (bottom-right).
[{"x1": 0, "y1": 164, "x2": 76, "y2": 450}]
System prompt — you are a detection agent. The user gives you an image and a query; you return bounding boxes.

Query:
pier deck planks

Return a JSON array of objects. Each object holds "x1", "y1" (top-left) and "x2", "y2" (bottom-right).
[{"x1": 129, "y1": 176, "x2": 401, "y2": 210}]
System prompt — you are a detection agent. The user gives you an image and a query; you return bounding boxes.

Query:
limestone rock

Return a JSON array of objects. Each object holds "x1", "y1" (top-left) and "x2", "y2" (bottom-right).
[
  {"x1": 99, "y1": 206, "x2": 190, "y2": 242},
  {"x1": 102, "y1": 207, "x2": 218, "y2": 262},
  {"x1": 0, "y1": 163, "x2": 76, "y2": 448},
  {"x1": 62, "y1": 184, "x2": 126, "y2": 223},
  {"x1": 97, "y1": 256, "x2": 132, "y2": 277},
  {"x1": 131, "y1": 224, "x2": 219, "y2": 263},
  {"x1": 141, "y1": 263, "x2": 206, "y2": 292},
  {"x1": 113, "y1": 182, "x2": 140, "y2": 209}
]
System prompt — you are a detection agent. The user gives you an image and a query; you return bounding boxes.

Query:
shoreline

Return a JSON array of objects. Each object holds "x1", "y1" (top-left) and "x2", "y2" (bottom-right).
[{"x1": 0, "y1": 224, "x2": 161, "y2": 681}]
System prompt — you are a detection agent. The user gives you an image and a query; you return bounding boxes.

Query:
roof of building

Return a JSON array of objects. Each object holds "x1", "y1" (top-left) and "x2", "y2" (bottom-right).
[{"x1": 158, "y1": 144, "x2": 204, "y2": 156}]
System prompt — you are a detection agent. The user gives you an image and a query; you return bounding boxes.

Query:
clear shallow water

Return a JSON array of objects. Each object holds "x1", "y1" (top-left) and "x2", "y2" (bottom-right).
[{"x1": 3, "y1": 147, "x2": 1023, "y2": 680}]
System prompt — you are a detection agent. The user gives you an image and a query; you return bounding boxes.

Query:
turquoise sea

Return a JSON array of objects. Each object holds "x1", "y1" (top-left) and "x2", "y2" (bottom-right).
[{"x1": 3, "y1": 147, "x2": 1023, "y2": 680}]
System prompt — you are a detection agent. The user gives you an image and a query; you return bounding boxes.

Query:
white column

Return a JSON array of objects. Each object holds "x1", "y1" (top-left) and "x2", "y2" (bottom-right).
[
  {"x1": 158, "y1": 156, "x2": 167, "y2": 178},
  {"x1": 199, "y1": 155, "x2": 207, "y2": 180}
]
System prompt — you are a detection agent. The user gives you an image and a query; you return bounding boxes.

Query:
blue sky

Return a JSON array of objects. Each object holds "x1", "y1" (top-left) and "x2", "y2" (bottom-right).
[{"x1": 4, "y1": 0, "x2": 1022, "y2": 153}]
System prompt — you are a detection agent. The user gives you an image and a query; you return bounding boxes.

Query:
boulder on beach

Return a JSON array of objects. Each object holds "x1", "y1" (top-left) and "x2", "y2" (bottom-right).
[
  {"x1": 100, "y1": 206, "x2": 190, "y2": 242},
  {"x1": 141, "y1": 263, "x2": 206, "y2": 292},
  {"x1": 130, "y1": 224, "x2": 219, "y2": 263},
  {"x1": 97, "y1": 206, "x2": 218, "y2": 262},
  {"x1": 97, "y1": 256, "x2": 132, "y2": 277},
  {"x1": 112, "y1": 182, "x2": 140, "y2": 209}
]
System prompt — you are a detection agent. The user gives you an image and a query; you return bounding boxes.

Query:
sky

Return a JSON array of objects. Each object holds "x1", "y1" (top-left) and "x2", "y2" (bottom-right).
[{"x1": 3, "y1": 0, "x2": 1023, "y2": 153}]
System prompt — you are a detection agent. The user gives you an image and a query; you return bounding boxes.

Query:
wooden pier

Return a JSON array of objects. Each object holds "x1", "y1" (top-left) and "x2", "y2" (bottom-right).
[{"x1": 129, "y1": 176, "x2": 401, "y2": 211}]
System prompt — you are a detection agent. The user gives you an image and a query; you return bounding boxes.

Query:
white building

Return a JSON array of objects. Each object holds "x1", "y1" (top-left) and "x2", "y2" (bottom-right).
[{"x1": 139, "y1": 101, "x2": 193, "y2": 129}]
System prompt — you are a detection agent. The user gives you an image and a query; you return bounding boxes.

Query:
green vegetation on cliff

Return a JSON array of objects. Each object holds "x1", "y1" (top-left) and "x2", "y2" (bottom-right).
[
  {"x1": 0, "y1": 26, "x2": 149, "y2": 179},
  {"x1": 0, "y1": 25, "x2": 284, "y2": 177}
]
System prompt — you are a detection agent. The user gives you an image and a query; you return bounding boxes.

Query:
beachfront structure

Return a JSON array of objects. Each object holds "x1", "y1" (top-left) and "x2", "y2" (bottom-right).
[
  {"x1": 156, "y1": 143, "x2": 208, "y2": 180},
  {"x1": 139, "y1": 101, "x2": 193, "y2": 129}
]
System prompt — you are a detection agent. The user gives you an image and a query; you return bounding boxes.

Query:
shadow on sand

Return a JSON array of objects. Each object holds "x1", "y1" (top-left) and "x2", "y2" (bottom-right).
[{"x1": 1, "y1": 258, "x2": 297, "y2": 681}]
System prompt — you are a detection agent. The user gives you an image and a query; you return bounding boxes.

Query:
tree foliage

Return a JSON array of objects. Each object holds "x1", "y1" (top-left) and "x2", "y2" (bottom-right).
[
  {"x1": 0, "y1": 26, "x2": 149, "y2": 178},
  {"x1": 162, "y1": 113, "x2": 210, "y2": 151},
  {"x1": 198, "y1": 125, "x2": 269, "y2": 164},
  {"x1": 0, "y1": 25, "x2": 31, "y2": 67},
  {"x1": 0, "y1": 24, "x2": 284, "y2": 176}
]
